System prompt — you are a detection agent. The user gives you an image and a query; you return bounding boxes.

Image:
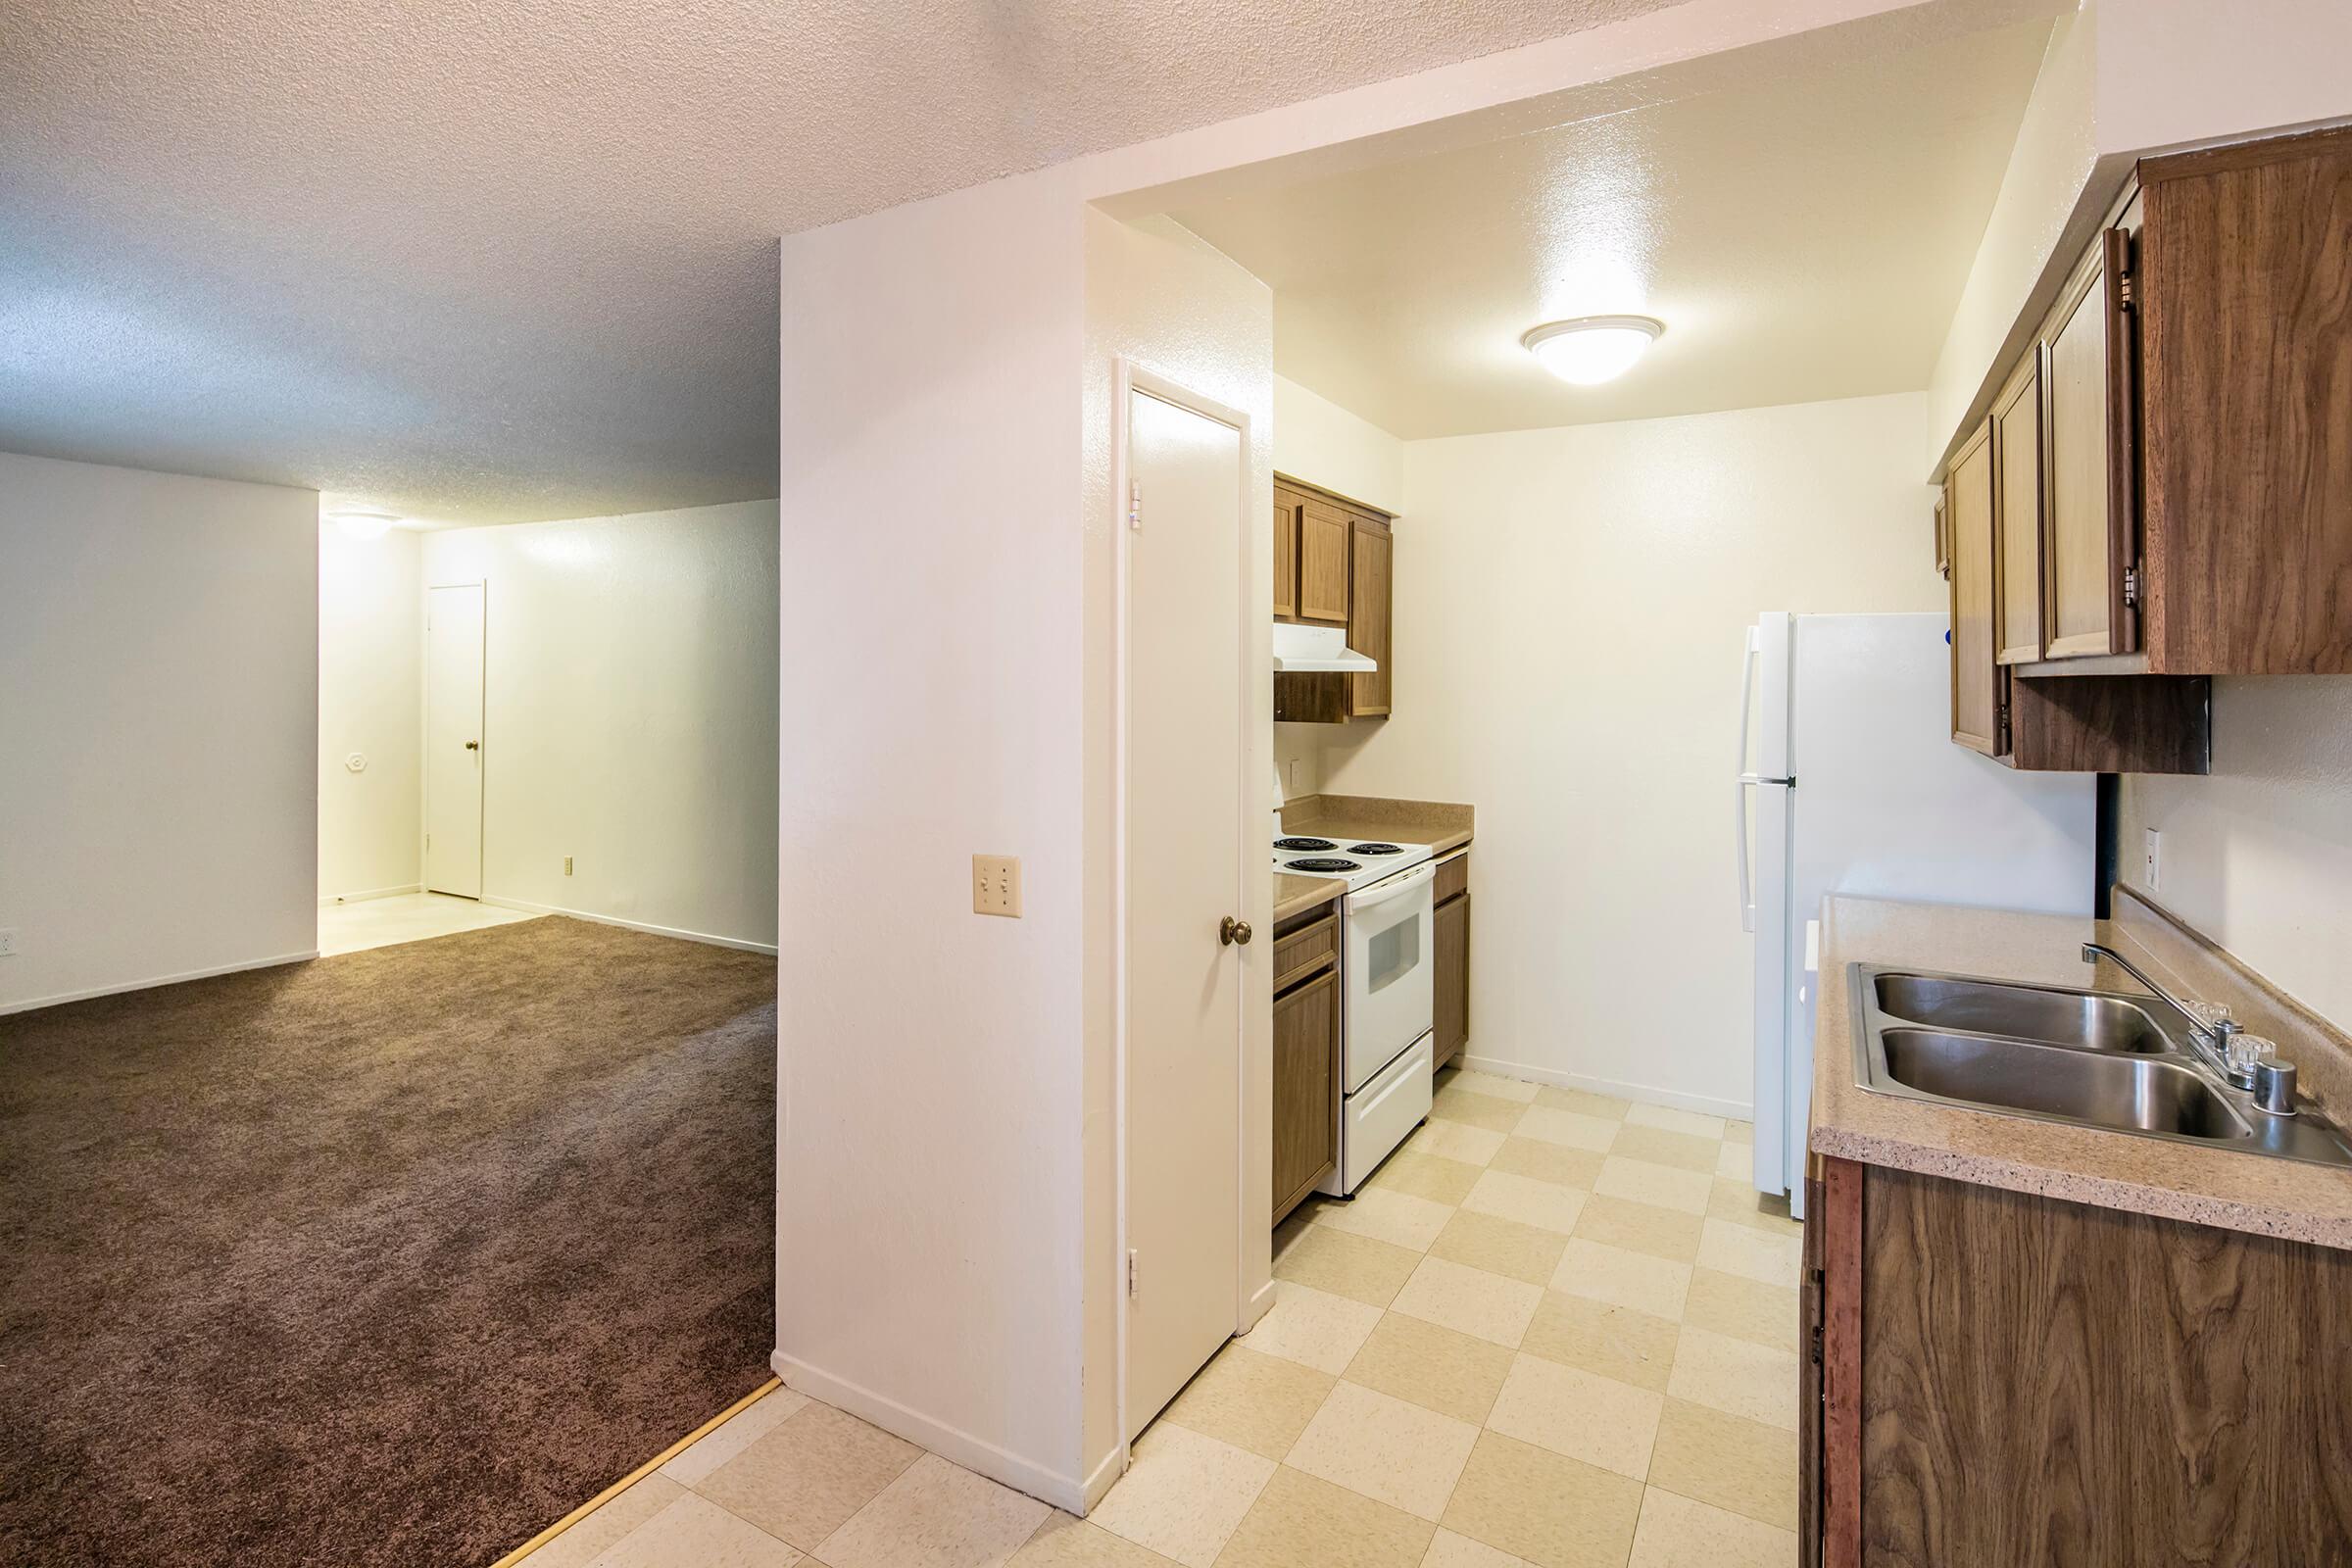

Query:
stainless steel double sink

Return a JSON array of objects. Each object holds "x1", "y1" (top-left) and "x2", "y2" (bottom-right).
[{"x1": 1851, "y1": 966, "x2": 2352, "y2": 1166}]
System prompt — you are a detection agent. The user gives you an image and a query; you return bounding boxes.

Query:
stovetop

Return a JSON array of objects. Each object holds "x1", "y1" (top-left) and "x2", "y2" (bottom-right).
[{"x1": 1271, "y1": 832, "x2": 1434, "y2": 892}]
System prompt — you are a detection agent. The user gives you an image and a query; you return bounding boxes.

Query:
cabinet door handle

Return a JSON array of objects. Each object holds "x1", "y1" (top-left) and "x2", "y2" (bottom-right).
[{"x1": 1220, "y1": 916, "x2": 1253, "y2": 947}]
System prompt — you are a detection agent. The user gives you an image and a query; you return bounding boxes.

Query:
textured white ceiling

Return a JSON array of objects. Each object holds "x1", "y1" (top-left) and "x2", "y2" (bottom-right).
[
  {"x1": 1170, "y1": 18, "x2": 2052, "y2": 438},
  {"x1": 0, "y1": 0, "x2": 1681, "y2": 524}
]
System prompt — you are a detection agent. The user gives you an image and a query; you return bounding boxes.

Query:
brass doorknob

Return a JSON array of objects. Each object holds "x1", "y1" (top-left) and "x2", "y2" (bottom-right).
[
  {"x1": 1220, "y1": 916, "x2": 1253, "y2": 947},
  {"x1": 465, "y1": 741, "x2": 479, "y2": 751}
]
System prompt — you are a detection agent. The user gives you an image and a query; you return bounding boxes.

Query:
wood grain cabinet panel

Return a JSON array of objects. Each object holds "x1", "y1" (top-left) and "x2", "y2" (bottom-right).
[
  {"x1": 1271, "y1": 965, "x2": 1338, "y2": 1223},
  {"x1": 1270, "y1": 911, "x2": 1338, "y2": 993},
  {"x1": 2043, "y1": 228, "x2": 2137, "y2": 662},
  {"x1": 1845, "y1": 1162, "x2": 2352, "y2": 1566},
  {"x1": 1273, "y1": 484, "x2": 1302, "y2": 619},
  {"x1": 1298, "y1": 499, "x2": 1352, "y2": 624},
  {"x1": 2138, "y1": 126, "x2": 2352, "y2": 673},
  {"x1": 1433, "y1": 888, "x2": 1468, "y2": 1071},
  {"x1": 1947, "y1": 420, "x2": 2001, "y2": 755},
  {"x1": 1992, "y1": 354, "x2": 2045, "y2": 665},
  {"x1": 1348, "y1": 515, "x2": 1393, "y2": 718}
]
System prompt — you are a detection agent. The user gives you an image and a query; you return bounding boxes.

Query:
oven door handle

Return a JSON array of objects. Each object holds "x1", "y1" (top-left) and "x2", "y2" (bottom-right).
[{"x1": 1347, "y1": 861, "x2": 1436, "y2": 912}]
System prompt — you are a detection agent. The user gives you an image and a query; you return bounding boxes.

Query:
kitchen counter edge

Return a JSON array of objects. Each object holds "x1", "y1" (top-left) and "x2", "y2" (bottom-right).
[{"x1": 1273, "y1": 874, "x2": 1348, "y2": 925}]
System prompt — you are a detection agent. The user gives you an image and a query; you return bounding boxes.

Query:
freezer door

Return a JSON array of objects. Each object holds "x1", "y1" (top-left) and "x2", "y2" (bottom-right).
[
  {"x1": 1756, "y1": 612, "x2": 1792, "y2": 783},
  {"x1": 1747, "y1": 778, "x2": 1793, "y2": 1198}
]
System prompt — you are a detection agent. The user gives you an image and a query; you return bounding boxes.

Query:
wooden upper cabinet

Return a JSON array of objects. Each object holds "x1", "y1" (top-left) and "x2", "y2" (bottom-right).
[
  {"x1": 2137, "y1": 126, "x2": 2352, "y2": 673},
  {"x1": 1272, "y1": 474, "x2": 1399, "y2": 723},
  {"x1": 1272, "y1": 484, "x2": 1302, "y2": 618},
  {"x1": 1947, "y1": 419, "x2": 2001, "y2": 756},
  {"x1": 1991, "y1": 354, "x2": 2045, "y2": 665},
  {"x1": 1297, "y1": 498, "x2": 1351, "y2": 623},
  {"x1": 2042, "y1": 222, "x2": 2138, "y2": 661},
  {"x1": 1348, "y1": 514, "x2": 1392, "y2": 717}
]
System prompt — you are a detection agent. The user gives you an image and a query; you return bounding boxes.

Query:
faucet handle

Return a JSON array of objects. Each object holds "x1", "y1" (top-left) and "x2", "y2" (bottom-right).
[{"x1": 2224, "y1": 1032, "x2": 2276, "y2": 1088}]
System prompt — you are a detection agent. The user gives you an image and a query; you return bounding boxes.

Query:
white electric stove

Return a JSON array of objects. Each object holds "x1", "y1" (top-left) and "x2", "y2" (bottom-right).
[{"x1": 1272, "y1": 831, "x2": 1438, "y2": 1194}]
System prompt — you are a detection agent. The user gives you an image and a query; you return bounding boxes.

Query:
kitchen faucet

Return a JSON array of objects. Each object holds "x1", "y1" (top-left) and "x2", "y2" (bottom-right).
[{"x1": 2081, "y1": 942, "x2": 2298, "y2": 1114}]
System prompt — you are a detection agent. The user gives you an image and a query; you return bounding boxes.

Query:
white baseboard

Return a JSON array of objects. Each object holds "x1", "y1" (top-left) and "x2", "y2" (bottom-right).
[
  {"x1": 772, "y1": 1350, "x2": 1085, "y2": 1513},
  {"x1": 1080, "y1": 1443, "x2": 1126, "y2": 1514},
  {"x1": 1457, "y1": 1051, "x2": 1753, "y2": 1123},
  {"x1": 0, "y1": 949, "x2": 318, "y2": 1017},
  {"x1": 318, "y1": 883, "x2": 421, "y2": 907},
  {"x1": 483, "y1": 897, "x2": 778, "y2": 956}
]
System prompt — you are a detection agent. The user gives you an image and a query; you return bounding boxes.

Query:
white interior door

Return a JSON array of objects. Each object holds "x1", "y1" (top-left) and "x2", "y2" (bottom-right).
[
  {"x1": 424, "y1": 583, "x2": 485, "y2": 899},
  {"x1": 1125, "y1": 385, "x2": 1245, "y2": 1440}
]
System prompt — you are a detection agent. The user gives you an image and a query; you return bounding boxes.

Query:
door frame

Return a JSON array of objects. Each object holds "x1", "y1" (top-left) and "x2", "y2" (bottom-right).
[
  {"x1": 423, "y1": 578, "x2": 487, "y2": 900},
  {"x1": 1110, "y1": 359, "x2": 1264, "y2": 1464}
]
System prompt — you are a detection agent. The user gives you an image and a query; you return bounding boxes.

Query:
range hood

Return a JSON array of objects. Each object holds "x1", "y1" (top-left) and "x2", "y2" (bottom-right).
[{"x1": 1273, "y1": 621, "x2": 1378, "y2": 674}]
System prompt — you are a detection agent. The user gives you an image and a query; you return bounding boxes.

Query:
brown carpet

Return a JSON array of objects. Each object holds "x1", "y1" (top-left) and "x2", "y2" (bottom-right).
[{"x1": 0, "y1": 917, "x2": 777, "y2": 1568}]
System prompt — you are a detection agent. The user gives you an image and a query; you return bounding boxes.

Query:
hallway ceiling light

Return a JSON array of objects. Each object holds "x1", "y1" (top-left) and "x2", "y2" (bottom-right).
[
  {"x1": 1521, "y1": 316, "x2": 1664, "y2": 385},
  {"x1": 327, "y1": 508, "x2": 400, "y2": 539}
]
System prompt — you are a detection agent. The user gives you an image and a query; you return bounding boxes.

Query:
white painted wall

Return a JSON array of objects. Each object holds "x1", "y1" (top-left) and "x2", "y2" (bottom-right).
[
  {"x1": 318, "y1": 521, "x2": 422, "y2": 901},
  {"x1": 2118, "y1": 681, "x2": 2352, "y2": 1032},
  {"x1": 1274, "y1": 374, "x2": 1404, "y2": 514},
  {"x1": 2093, "y1": 0, "x2": 2352, "y2": 157},
  {"x1": 1316, "y1": 393, "x2": 1944, "y2": 1115},
  {"x1": 1923, "y1": 8, "x2": 2096, "y2": 470},
  {"x1": 420, "y1": 501, "x2": 779, "y2": 951},
  {"x1": 775, "y1": 172, "x2": 1093, "y2": 1504},
  {"x1": 0, "y1": 452, "x2": 318, "y2": 1013}
]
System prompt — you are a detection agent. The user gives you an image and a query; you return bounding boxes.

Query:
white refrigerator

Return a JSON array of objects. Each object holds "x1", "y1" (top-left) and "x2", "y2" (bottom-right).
[{"x1": 1738, "y1": 612, "x2": 2096, "y2": 1214}]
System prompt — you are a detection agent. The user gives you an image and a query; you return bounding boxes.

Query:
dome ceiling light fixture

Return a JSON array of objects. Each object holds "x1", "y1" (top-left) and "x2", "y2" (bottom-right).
[{"x1": 1521, "y1": 315, "x2": 1665, "y2": 386}]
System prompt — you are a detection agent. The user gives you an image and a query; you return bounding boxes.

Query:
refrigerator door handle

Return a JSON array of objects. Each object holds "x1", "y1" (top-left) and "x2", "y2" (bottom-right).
[
  {"x1": 1736, "y1": 775, "x2": 1759, "y2": 933},
  {"x1": 1735, "y1": 626, "x2": 1761, "y2": 933}
]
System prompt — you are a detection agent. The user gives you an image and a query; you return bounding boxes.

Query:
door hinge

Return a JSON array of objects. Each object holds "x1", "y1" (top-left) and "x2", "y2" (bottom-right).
[
  {"x1": 1810, "y1": 1322, "x2": 1825, "y2": 1367},
  {"x1": 2123, "y1": 564, "x2": 2141, "y2": 607},
  {"x1": 2117, "y1": 269, "x2": 2134, "y2": 309},
  {"x1": 1127, "y1": 1249, "x2": 1140, "y2": 1298},
  {"x1": 1127, "y1": 480, "x2": 1144, "y2": 532}
]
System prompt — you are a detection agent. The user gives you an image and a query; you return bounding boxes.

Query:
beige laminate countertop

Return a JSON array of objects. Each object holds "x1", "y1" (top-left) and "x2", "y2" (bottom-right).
[
  {"x1": 1273, "y1": 874, "x2": 1347, "y2": 924},
  {"x1": 1281, "y1": 793, "x2": 1474, "y2": 857},
  {"x1": 1812, "y1": 893, "x2": 2352, "y2": 1250}
]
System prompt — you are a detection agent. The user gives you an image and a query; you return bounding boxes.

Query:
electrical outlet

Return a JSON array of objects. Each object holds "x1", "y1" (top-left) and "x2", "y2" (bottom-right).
[
  {"x1": 2143, "y1": 828, "x2": 2162, "y2": 893},
  {"x1": 972, "y1": 855, "x2": 1022, "y2": 917},
  {"x1": 0, "y1": 929, "x2": 17, "y2": 958},
  {"x1": 564, "y1": 856, "x2": 573, "y2": 876}
]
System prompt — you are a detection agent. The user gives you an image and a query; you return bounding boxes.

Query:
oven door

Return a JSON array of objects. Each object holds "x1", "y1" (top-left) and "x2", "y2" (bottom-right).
[{"x1": 1343, "y1": 862, "x2": 1436, "y2": 1093}]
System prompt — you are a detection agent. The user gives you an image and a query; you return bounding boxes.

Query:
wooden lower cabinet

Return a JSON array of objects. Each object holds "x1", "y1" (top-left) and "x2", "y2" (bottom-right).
[
  {"x1": 1434, "y1": 888, "x2": 1468, "y2": 1071},
  {"x1": 1806, "y1": 1154, "x2": 2352, "y2": 1565},
  {"x1": 1272, "y1": 908, "x2": 1340, "y2": 1225}
]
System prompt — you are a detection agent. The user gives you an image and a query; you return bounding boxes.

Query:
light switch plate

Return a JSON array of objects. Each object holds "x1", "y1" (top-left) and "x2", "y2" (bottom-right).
[
  {"x1": 0, "y1": 928, "x2": 16, "y2": 958},
  {"x1": 564, "y1": 855, "x2": 574, "y2": 876},
  {"x1": 2143, "y1": 828, "x2": 2162, "y2": 893},
  {"x1": 973, "y1": 855, "x2": 1022, "y2": 917}
]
